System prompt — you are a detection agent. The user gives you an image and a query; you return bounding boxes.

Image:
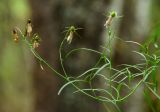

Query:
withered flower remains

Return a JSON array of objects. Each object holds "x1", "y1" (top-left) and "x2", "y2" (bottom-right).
[
  {"x1": 66, "y1": 26, "x2": 76, "y2": 44},
  {"x1": 67, "y1": 31, "x2": 74, "y2": 44},
  {"x1": 32, "y1": 34, "x2": 41, "y2": 49},
  {"x1": 104, "y1": 11, "x2": 117, "y2": 28}
]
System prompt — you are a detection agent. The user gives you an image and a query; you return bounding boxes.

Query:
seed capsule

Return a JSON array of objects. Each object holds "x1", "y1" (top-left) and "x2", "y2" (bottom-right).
[
  {"x1": 12, "y1": 28, "x2": 19, "y2": 43},
  {"x1": 25, "y1": 19, "x2": 32, "y2": 37}
]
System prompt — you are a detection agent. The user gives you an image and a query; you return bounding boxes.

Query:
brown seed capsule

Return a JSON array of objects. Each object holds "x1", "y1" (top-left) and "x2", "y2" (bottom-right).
[
  {"x1": 12, "y1": 29, "x2": 19, "y2": 43},
  {"x1": 25, "y1": 19, "x2": 32, "y2": 37}
]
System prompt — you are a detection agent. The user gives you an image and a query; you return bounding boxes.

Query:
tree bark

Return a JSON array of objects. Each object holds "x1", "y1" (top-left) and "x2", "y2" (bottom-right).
[{"x1": 29, "y1": 0, "x2": 111, "y2": 112}]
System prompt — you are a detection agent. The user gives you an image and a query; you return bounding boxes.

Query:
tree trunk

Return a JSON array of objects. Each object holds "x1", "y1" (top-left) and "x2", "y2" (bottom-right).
[{"x1": 29, "y1": 0, "x2": 111, "y2": 112}]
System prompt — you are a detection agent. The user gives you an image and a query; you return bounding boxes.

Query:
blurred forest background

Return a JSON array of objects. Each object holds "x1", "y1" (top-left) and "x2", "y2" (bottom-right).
[{"x1": 0, "y1": 0, "x2": 160, "y2": 112}]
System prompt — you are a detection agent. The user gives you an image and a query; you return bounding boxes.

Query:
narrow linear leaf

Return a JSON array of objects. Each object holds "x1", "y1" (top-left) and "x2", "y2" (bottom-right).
[{"x1": 58, "y1": 80, "x2": 85, "y2": 95}]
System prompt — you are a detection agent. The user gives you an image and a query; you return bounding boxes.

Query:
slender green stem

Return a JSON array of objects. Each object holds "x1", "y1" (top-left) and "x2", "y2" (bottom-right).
[{"x1": 59, "y1": 38, "x2": 68, "y2": 77}]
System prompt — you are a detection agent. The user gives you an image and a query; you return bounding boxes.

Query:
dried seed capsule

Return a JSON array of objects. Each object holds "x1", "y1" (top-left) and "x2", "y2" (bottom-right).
[
  {"x1": 12, "y1": 28, "x2": 19, "y2": 43},
  {"x1": 25, "y1": 19, "x2": 32, "y2": 37}
]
